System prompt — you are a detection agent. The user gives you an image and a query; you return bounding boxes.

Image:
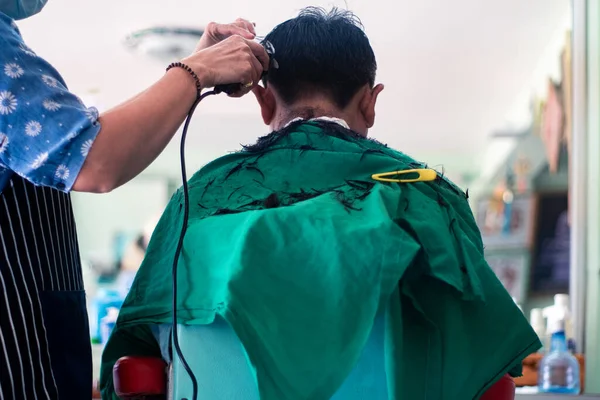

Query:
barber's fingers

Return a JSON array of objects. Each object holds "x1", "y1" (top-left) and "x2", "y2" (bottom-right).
[
  {"x1": 206, "y1": 20, "x2": 255, "y2": 41},
  {"x1": 185, "y1": 35, "x2": 267, "y2": 92},
  {"x1": 216, "y1": 18, "x2": 255, "y2": 37},
  {"x1": 233, "y1": 18, "x2": 256, "y2": 36},
  {"x1": 195, "y1": 18, "x2": 257, "y2": 55},
  {"x1": 247, "y1": 49, "x2": 264, "y2": 86},
  {"x1": 214, "y1": 35, "x2": 266, "y2": 79},
  {"x1": 228, "y1": 42, "x2": 266, "y2": 97},
  {"x1": 244, "y1": 39, "x2": 270, "y2": 71}
]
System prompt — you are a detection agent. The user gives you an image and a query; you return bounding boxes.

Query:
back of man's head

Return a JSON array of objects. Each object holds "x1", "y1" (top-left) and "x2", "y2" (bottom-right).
[{"x1": 262, "y1": 7, "x2": 377, "y2": 110}]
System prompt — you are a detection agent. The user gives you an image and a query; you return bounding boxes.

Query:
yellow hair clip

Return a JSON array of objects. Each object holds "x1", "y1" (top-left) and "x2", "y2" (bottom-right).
[{"x1": 371, "y1": 168, "x2": 437, "y2": 183}]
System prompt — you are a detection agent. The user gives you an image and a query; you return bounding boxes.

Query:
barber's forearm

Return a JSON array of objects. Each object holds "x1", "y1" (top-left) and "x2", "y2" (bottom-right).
[{"x1": 72, "y1": 68, "x2": 198, "y2": 193}]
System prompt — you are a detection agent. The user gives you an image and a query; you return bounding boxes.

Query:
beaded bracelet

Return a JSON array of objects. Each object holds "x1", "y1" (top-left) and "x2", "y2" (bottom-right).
[{"x1": 166, "y1": 62, "x2": 203, "y2": 99}]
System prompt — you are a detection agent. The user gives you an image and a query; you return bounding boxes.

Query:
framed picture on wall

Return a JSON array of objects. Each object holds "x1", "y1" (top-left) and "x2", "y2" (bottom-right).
[
  {"x1": 561, "y1": 31, "x2": 573, "y2": 157},
  {"x1": 485, "y1": 251, "x2": 530, "y2": 303},
  {"x1": 476, "y1": 196, "x2": 536, "y2": 250},
  {"x1": 541, "y1": 80, "x2": 564, "y2": 174}
]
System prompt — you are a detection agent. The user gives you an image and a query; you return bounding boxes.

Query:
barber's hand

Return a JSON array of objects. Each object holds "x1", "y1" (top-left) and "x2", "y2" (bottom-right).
[
  {"x1": 195, "y1": 18, "x2": 256, "y2": 52},
  {"x1": 183, "y1": 35, "x2": 269, "y2": 96}
]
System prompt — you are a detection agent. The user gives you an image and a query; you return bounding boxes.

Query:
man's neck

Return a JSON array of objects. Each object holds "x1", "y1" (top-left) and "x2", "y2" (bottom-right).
[
  {"x1": 275, "y1": 105, "x2": 344, "y2": 131},
  {"x1": 270, "y1": 95, "x2": 367, "y2": 136},
  {"x1": 282, "y1": 116, "x2": 350, "y2": 131}
]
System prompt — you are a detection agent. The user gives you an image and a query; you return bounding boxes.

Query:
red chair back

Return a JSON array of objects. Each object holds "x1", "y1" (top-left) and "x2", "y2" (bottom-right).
[
  {"x1": 113, "y1": 356, "x2": 167, "y2": 399},
  {"x1": 480, "y1": 374, "x2": 516, "y2": 400},
  {"x1": 113, "y1": 357, "x2": 515, "y2": 400}
]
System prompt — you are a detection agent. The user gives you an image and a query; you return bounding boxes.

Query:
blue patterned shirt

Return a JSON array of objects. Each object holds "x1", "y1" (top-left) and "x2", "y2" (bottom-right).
[{"x1": 0, "y1": 12, "x2": 101, "y2": 193}]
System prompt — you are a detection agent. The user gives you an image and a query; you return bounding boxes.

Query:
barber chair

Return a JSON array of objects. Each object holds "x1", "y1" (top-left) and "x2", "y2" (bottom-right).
[{"x1": 113, "y1": 315, "x2": 516, "y2": 400}]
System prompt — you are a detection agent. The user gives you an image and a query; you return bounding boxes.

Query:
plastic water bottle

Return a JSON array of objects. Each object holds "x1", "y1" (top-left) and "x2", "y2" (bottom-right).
[
  {"x1": 538, "y1": 312, "x2": 580, "y2": 394},
  {"x1": 530, "y1": 308, "x2": 546, "y2": 353},
  {"x1": 100, "y1": 307, "x2": 119, "y2": 345},
  {"x1": 89, "y1": 289, "x2": 123, "y2": 342},
  {"x1": 116, "y1": 270, "x2": 137, "y2": 299}
]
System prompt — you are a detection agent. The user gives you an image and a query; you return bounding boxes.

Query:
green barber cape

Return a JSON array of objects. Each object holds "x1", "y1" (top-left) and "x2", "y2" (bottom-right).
[{"x1": 100, "y1": 121, "x2": 541, "y2": 399}]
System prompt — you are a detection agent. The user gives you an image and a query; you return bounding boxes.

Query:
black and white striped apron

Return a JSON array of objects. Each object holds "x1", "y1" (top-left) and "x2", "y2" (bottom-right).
[{"x1": 0, "y1": 174, "x2": 92, "y2": 400}]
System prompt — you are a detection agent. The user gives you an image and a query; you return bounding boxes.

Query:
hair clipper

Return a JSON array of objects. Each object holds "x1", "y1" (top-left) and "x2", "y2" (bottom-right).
[{"x1": 214, "y1": 37, "x2": 278, "y2": 95}]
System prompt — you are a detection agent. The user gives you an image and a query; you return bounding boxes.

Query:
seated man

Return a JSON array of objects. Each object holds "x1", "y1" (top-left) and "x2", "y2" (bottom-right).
[{"x1": 100, "y1": 7, "x2": 540, "y2": 400}]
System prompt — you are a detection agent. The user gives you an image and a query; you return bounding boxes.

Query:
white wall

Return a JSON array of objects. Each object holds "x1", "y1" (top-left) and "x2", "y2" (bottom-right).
[{"x1": 72, "y1": 174, "x2": 169, "y2": 262}]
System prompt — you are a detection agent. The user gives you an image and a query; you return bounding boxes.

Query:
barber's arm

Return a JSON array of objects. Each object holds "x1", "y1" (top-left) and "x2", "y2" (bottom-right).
[
  {"x1": 74, "y1": 34, "x2": 269, "y2": 193},
  {"x1": 0, "y1": 15, "x2": 267, "y2": 194}
]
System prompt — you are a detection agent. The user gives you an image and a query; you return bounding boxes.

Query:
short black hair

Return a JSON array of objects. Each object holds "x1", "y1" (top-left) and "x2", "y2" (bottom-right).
[{"x1": 262, "y1": 7, "x2": 377, "y2": 109}]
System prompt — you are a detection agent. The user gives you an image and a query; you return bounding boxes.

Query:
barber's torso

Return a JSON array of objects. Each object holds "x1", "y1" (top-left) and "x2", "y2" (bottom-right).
[
  {"x1": 0, "y1": 175, "x2": 92, "y2": 399},
  {"x1": 0, "y1": 12, "x2": 102, "y2": 398}
]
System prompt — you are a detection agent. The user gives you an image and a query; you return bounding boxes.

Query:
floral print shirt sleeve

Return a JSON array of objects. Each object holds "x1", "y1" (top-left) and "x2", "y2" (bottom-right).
[{"x1": 0, "y1": 12, "x2": 101, "y2": 193}]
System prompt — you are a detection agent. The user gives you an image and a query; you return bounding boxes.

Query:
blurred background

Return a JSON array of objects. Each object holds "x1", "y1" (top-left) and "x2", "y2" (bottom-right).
[{"x1": 15, "y1": 0, "x2": 599, "y2": 395}]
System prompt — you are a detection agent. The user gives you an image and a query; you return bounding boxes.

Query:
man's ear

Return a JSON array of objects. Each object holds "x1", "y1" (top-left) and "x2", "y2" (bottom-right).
[
  {"x1": 252, "y1": 85, "x2": 276, "y2": 125},
  {"x1": 359, "y1": 84, "x2": 384, "y2": 128}
]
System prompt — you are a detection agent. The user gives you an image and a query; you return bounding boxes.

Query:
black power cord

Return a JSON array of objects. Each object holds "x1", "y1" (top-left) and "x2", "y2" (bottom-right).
[
  {"x1": 170, "y1": 39, "x2": 276, "y2": 400},
  {"x1": 172, "y1": 89, "x2": 217, "y2": 400}
]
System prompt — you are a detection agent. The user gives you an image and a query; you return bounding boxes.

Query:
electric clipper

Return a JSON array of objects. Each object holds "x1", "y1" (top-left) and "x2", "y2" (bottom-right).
[{"x1": 214, "y1": 37, "x2": 278, "y2": 95}]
